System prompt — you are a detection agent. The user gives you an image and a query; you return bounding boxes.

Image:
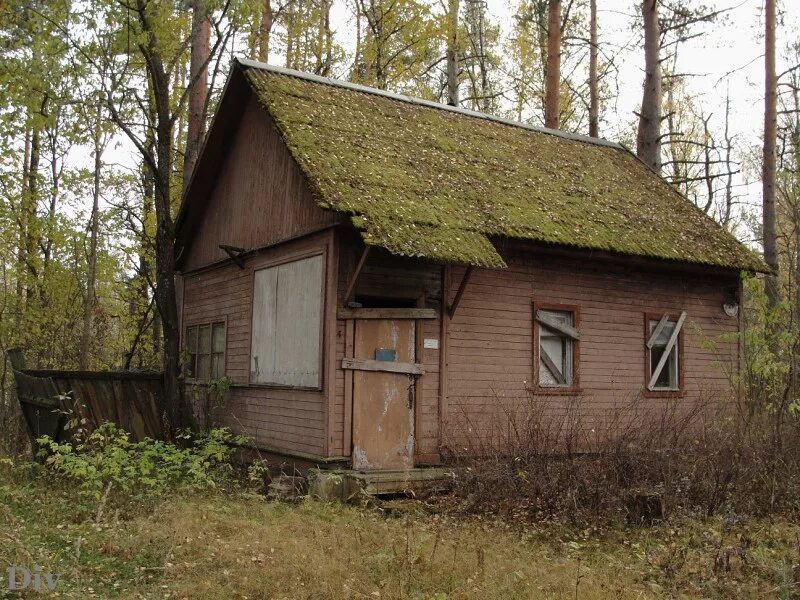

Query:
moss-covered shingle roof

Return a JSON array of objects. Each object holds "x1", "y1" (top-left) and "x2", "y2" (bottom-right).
[{"x1": 240, "y1": 60, "x2": 764, "y2": 272}]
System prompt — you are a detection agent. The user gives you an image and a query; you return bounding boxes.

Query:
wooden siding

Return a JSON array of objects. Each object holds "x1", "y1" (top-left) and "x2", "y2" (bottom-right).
[
  {"x1": 181, "y1": 231, "x2": 336, "y2": 457},
  {"x1": 442, "y1": 246, "x2": 740, "y2": 451},
  {"x1": 181, "y1": 94, "x2": 338, "y2": 272}
]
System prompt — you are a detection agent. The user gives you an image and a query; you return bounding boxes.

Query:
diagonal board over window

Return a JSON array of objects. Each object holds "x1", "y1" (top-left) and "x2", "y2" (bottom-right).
[
  {"x1": 250, "y1": 254, "x2": 324, "y2": 387},
  {"x1": 535, "y1": 309, "x2": 579, "y2": 388},
  {"x1": 646, "y1": 311, "x2": 687, "y2": 391}
]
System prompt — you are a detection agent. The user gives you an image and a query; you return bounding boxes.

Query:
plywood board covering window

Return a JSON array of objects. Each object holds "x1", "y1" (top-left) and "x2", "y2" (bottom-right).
[
  {"x1": 186, "y1": 322, "x2": 226, "y2": 381},
  {"x1": 534, "y1": 307, "x2": 580, "y2": 391},
  {"x1": 250, "y1": 254, "x2": 324, "y2": 388},
  {"x1": 646, "y1": 312, "x2": 686, "y2": 393}
]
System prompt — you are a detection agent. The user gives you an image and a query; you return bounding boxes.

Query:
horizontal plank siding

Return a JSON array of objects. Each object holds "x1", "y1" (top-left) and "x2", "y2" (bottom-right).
[
  {"x1": 443, "y1": 250, "x2": 740, "y2": 451},
  {"x1": 182, "y1": 231, "x2": 334, "y2": 457},
  {"x1": 181, "y1": 96, "x2": 338, "y2": 272}
]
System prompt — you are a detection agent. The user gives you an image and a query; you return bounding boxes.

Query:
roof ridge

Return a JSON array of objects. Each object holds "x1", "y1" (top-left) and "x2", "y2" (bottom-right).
[{"x1": 236, "y1": 57, "x2": 625, "y2": 151}]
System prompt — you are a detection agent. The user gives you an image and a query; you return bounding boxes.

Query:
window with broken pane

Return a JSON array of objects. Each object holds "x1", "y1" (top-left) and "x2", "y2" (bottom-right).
[
  {"x1": 537, "y1": 309, "x2": 575, "y2": 388},
  {"x1": 648, "y1": 319, "x2": 679, "y2": 390}
]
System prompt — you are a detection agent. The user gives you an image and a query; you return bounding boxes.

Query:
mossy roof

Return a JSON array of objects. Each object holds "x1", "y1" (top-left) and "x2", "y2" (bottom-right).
[{"x1": 240, "y1": 60, "x2": 765, "y2": 272}]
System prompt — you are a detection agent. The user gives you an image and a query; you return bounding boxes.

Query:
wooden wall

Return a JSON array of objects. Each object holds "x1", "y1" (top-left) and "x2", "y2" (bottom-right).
[
  {"x1": 181, "y1": 229, "x2": 337, "y2": 457},
  {"x1": 177, "y1": 83, "x2": 742, "y2": 464},
  {"x1": 181, "y1": 94, "x2": 338, "y2": 272},
  {"x1": 442, "y1": 246, "x2": 741, "y2": 451}
]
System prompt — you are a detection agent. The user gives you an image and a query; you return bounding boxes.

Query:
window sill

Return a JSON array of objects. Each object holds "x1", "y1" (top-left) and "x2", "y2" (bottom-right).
[
  {"x1": 643, "y1": 389, "x2": 685, "y2": 399},
  {"x1": 527, "y1": 386, "x2": 584, "y2": 396},
  {"x1": 245, "y1": 381, "x2": 324, "y2": 393}
]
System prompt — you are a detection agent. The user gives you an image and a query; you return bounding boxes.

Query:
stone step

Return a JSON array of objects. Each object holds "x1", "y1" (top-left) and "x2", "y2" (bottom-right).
[{"x1": 267, "y1": 474, "x2": 307, "y2": 501}]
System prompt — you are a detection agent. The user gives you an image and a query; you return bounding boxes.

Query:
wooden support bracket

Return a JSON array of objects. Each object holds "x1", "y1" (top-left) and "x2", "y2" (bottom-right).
[
  {"x1": 344, "y1": 245, "x2": 371, "y2": 305},
  {"x1": 447, "y1": 265, "x2": 474, "y2": 319},
  {"x1": 219, "y1": 244, "x2": 247, "y2": 269}
]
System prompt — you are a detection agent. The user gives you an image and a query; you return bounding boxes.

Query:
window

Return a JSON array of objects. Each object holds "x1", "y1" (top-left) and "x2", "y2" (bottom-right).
[
  {"x1": 534, "y1": 307, "x2": 580, "y2": 390},
  {"x1": 185, "y1": 322, "x2": 226, "y2": 381},
  {"x1": 250, "y1": 254, "x2": 324, "y2": 388},
  {"x1": 646, "y1": 312, "x2": 686, "y2": 392}
]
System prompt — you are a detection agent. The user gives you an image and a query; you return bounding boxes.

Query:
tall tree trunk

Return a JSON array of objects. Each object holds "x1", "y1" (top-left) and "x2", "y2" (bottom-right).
[
  {"x1": 80, "y1": 110, "x2": 103, "y2": 370},
  {"x1": 544, "y1": 0, "x2": 561, "y2": 129},
  {"x1": 763, "y1": 0, "x2": 779, "y2": 307},
  {"x1": 477, "y1": 4, "x2": 490, "y2": 112},
  {"x1": 723, "y1": 90, "x2": 734, "y2": 227},
  {"x1": 446, "y1": 0, "x2": 460, "y2": 106},
  {"x1": 183, "y1": 0, "x2": 210, "y2": 193},
  {"x1": 665, "y1": 76, "x2": 682, "y2": 192},
  {"x1": 16, "y1": 127, "x2": 31, "y2": 326},
  {"x1": 154, "y1": 100, "x2": 187, "y2": 432},
  {"x1": 637, "y1": 0, "x2": 662, "y2": 172},
  {"x1": 257, "y1": 0, "x2": 272, "y2": 61},
  {"x1": 135, "y1": 0, "x2": 193, "y2": 432},
  {"x1": 285, "y1": 0, "x2": 295, "y2": 68},
  {"x1": 353, "y1": 2, "x2": 362, "y2": 80},
  {"x1": 588, "y1": 0, "x2": 599, "y2": 137},
  {"x1": 314, "y1": 0, "x2": 333, "y2": 75}
]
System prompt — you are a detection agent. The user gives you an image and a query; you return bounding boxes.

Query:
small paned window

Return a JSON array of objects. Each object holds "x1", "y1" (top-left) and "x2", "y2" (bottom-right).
[{"x1": 185, "y1": 322, "x2": 226, "y2": 381}]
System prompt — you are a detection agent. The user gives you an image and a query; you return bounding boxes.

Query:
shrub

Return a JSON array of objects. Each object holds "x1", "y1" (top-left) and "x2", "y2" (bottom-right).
[
  {"x1": 36, "y1": 423, "x2": 249, "y2": 501},
  {"x1": 443, "y1": 391, "x2": 800, "y2": 525}
]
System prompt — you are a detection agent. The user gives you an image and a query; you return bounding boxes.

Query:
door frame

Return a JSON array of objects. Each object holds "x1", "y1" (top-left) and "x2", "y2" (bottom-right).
[{"x1": 341, "y1": 304, "x2": 435, "y2": 468}]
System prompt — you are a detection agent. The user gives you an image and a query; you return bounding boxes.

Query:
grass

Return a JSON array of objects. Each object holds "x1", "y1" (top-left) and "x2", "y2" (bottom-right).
[{"x1": 2, "y1": 462, "x2": 800, "y2": 599}]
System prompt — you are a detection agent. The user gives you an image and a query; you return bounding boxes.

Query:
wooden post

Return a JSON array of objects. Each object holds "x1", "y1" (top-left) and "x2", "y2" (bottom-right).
[
  {"x1": 448, "y1": 265, "x2": 474, "y2": 318},
  {"x1": 344, "y1": 245, "x2": 371, "y2": 306}
]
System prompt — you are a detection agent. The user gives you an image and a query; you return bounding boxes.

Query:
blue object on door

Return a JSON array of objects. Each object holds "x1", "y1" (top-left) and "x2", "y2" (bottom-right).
[{"x1": 375, "y1": 348, "x2": 397, "y2": 362}]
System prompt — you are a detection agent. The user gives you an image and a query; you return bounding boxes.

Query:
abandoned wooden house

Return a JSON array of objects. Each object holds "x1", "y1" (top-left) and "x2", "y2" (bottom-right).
[{"x1": 174, "y1": 58, "x2": 765, "y2": 474}]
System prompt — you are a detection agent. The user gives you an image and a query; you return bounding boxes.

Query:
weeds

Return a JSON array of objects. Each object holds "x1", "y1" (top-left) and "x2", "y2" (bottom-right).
[
  {"x1": 2, "y1": 467, "x2": 799, "y2": 599},
  {"x1": 444, "y1": 390, "x2": 800, "y2": 525},
  {"x1": 35, "y1": 423, "x2": 249, "y2": 504}
]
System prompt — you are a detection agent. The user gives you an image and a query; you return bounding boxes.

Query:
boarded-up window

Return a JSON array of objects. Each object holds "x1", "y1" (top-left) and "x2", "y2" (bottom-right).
[
  {"x1": 536, "y1": 309, "x2": 579, "y2": 388},
  {"x1": 185, "y1": 322, "x2": 226, "y2": 381},
  {"x1": 250, "y1": 254, "x2": 324, "y2": 387}
]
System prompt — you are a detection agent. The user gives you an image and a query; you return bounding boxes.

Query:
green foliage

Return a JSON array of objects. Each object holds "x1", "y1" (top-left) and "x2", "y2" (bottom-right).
[
  {"x1": 206, "y1": 375, "x2": 233, "y2": 403},
  {"x1": 36, "y1": 423, "x2": 249, "y2": 500},
  {"x1": 740, "y1": 275, "x2": 794, "y2": 412}
]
